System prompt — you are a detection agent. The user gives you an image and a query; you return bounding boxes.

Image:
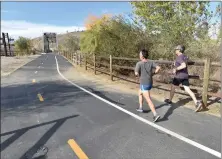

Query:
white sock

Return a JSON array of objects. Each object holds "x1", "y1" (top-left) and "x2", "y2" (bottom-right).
[{"x1": 153, "y1": 112, "x2": 157, "y2": 116}]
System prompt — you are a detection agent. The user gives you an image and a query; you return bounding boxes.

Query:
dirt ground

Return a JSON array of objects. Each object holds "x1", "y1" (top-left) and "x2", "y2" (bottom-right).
[
  {"x1": 1, "y1": 55, "x2": 40, "y2": 77},
  {"x1": 63, "y1": 56, "x2": 221, "y2": 118}
]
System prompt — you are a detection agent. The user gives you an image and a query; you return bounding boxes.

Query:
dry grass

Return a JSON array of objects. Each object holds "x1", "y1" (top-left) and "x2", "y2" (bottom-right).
[{"x1": 1, "y1": 55, "x2": 40, "y2": 77}]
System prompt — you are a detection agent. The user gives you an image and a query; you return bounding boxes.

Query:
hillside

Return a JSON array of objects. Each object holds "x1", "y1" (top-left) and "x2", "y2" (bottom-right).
[{"x1": 31, "y1": 31, "x2": 84, "y2": 51}]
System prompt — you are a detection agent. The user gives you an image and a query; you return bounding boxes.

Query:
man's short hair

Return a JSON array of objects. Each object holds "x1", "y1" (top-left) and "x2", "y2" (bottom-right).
[
  {"x1": 140, "y1": 49, "x2": 149, "y2": 59},
  {"x1": 175, "y1": 45, "x2": 185, "y2": 53}
]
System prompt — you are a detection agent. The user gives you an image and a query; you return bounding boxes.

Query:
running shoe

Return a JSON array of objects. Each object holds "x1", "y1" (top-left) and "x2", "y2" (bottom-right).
[
  {"x1": 153, "y1": 115, "x2": 160, "y2": 122},
  {"x1": 136, "y1": 108, "x2": 143, "y2": 112},
  {"x1": 164, "y1": 99, "x2": 172, "y2": 104},
  {"x1": 195, "y1": 101, "x2": 202, "y2": 112}
]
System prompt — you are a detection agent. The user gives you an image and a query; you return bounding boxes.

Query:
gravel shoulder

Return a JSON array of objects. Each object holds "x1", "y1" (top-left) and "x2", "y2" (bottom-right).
[{"x1": 1, "y1": 54, "x2": 41, "y2": 77}]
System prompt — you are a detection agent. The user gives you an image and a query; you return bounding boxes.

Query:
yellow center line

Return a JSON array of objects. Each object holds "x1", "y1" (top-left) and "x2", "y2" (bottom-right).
[
  {"x1": 68, "y1": 139, "x2": 89, "y2": 159},
  {"x1": 32, "y1": 79, "x2": 36, "y2": 83},
  {"x1": 37, "y1": 93, "x2": 44, "y2": 102}
]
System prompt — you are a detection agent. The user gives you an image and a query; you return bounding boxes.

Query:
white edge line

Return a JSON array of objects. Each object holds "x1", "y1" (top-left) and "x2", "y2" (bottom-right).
[{"x1": 54, "y1": 55, "x2": 221, "y2": 158}]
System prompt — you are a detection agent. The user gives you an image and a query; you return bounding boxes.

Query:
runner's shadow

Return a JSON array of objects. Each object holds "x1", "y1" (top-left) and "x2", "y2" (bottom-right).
[
  {"x1": 0, "y1": 115, "x2": 79, "y2": 159},
  {"x1": 158, "y1": 98, "x2": 192, "y2": 122},
  {"x1": 141, "y1": 103, "x2": 169, "y2": 113},
  {"x1": 87, "y1": 87, "x2": 125, "y2": 106}
]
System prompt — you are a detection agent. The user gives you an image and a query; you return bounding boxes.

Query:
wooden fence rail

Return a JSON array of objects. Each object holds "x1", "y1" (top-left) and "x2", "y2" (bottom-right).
[{"x1": 59, "y1": 51, "x2": 221, "y2": 107}]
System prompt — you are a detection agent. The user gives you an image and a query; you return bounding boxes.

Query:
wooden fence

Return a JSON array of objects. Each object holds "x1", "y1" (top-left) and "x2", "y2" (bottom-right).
[
  {"x1": 59, "y1": 51, "x2": 221, "y2": 107},
  {"x1": 0, "y1": 33, "x2": 15, "y2": 56}
]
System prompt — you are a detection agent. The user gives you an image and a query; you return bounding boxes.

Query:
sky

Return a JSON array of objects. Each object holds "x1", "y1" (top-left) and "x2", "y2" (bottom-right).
[
  {"x1": 1, "y1": 1, "x2": 221, "y2": 40},
  {"x1": 1, "y1": 2, "x2": 132, "y2": 39}
]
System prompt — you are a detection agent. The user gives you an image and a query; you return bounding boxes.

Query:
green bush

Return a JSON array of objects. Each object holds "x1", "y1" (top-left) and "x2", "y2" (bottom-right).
[
  {"x1": 79, "y1": 2, "x2": 220, "y2": 62},
  {"x1": 58, "y1": 34, "x2": 79, "y2": 53},
  {"x1": 14, "y1": 37, "x2": 32, "y2": 56},
  {"x1": 80, "y1": 15, "x2": 153, "y2": 58}
]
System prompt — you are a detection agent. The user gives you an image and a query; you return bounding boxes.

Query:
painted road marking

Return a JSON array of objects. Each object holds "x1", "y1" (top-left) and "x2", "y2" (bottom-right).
[
  {"x1": 35, "y1": 71, "x2": 38, "y2": 74},
  {"x1": 32, "y1": 79, "x2": 36, "y2": 83},
  {"x1": 38, "y1": 66, "x2": 41, "y2": 68},
  {"x1": 68, "y1": 139, "x2": 89, "y2": 159},
  {"x1": 55, "y1": 55, "x2": 221, "y2": 158},
  {"x1": 37, "y1": 93, "x2": 44, "y2": 102}
]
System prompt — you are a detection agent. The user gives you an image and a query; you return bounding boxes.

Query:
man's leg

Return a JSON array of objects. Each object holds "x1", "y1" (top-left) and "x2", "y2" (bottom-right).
[
  {"x1": 143, "y1": 91, "x2": 156, "y2": 115},
  {"x1": 169, "y1": 84, "x2": 176, "y2": 101},
  {"x1": 183, "y1": 85, "x2": 197, "y2": 104},
  {"x1": 183, "y1": 85, "x2": 202, "y2": 112},
  {"x1": 165, "y1": 78, "x2": 178, "y2": 103},
  {"x1": 142, "y1": 90, "x2": 160, "y2": 122},
  {"x1": 137, "y1": 89, "x2": 143, "y2": 112},
  {"x1": 139, "y1": 89, "x2": 143, "y2": 108}
]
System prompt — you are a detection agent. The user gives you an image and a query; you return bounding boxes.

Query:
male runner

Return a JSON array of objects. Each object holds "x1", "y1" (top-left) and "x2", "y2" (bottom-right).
[
  {"x1": 135, "y1": 49, "x2": 161, "y2": 122},
  {"x1": 164, "y1": 45, "x2": 203, "y2": 112}
]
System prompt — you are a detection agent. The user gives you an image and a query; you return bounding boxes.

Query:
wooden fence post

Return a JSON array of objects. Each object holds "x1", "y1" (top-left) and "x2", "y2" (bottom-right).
[
  {"x1": 79, "y1": 53, "x2": 82, "y2": 67},
  {"x1": 202, "y1": 58, "x2": 211, "y2": 108},
  {"x1": 85, "y1": 53, "x2": 87, "y2": 70},
  {"x1": 73, "y1": 52, "x2": 75, "y2": 64},
  {"x1": 6, "y1": 33, "x2": 11, "y2": 56},
  {"x1": 2, "y1": 33, "x2": 7, "y2": 56},
  {"x1": 77, "y1": 52, "x2": 79, "y2": 65},
  {"x1": 73, "y1": 53, "x2": 75, "y2": 64},
  {"x1": 76, "y1": 52, "x2": 78, "y2": 65},
  {"x1": 94, "y1": 54, "x2": 96, "y2": 74},
  {"x1": 110, "y1": 55, "x2": 113, "y2": 81}
]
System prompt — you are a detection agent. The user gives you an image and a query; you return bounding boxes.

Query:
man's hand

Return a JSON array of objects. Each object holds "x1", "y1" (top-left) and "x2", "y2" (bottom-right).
[
  {"x1": 135, "y1": 72, "x2": 139, "y2": 76},
  {"x1": 154, "y1": 66, "x2": 161, "y2": 74},
  {"x1": 173, "y1": 68, "x2": 176, "y2": 74},
  {"x1": 173, "y1": 62, "x2": 186, "y2": 74}
]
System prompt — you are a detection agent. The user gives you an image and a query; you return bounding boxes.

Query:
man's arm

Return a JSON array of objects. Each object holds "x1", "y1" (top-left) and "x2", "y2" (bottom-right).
[
  {"x1": 154, "y1": 65, "x2": 161, "y2": 74},
  {"x1": 175, "y1": 62, "x2": 186, "y2": 70},
  {"x1": 135, "y1": 62, "x2": 140, "y2": 76},
  {"x1": 152, "y1": 62, "x2": 161, "y2": 74},
  {"x1": 173, "y1": 56, "x2": 187, "y2": 73}
]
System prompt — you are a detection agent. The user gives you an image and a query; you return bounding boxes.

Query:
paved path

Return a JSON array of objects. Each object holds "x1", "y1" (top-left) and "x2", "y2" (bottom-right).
[{"x1": 1, "y1": 53, "x2": 221, "y2": 159}]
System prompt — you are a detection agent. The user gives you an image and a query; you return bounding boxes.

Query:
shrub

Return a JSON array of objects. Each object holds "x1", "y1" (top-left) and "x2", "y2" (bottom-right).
[{"x1": 14, "y1": 37, "x2": 32, "y2": 56}]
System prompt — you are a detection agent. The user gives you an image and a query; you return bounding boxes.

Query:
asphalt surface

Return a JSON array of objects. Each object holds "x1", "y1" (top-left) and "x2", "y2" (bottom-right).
[{"x1": 1, "y1": 53, "x2": 221, "y2": 159}]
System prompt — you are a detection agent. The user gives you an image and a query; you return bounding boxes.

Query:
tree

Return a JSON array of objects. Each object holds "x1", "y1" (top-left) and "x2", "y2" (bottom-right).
[
  {"x1": 80, "y1": 14, "x2": 153, "y2": 59},
  {"x1": 14, "y1": 37, "x2": 32, "y2": 55},
  {"x1": 63, "y1": 35, "x2": 80, "y2": 52},
  {"x1": 80, "y1": 14, "x2": 112, "y2": 55},
  {"x1": 130, "y1": 1, "x2": 215, "y2": 59}
]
